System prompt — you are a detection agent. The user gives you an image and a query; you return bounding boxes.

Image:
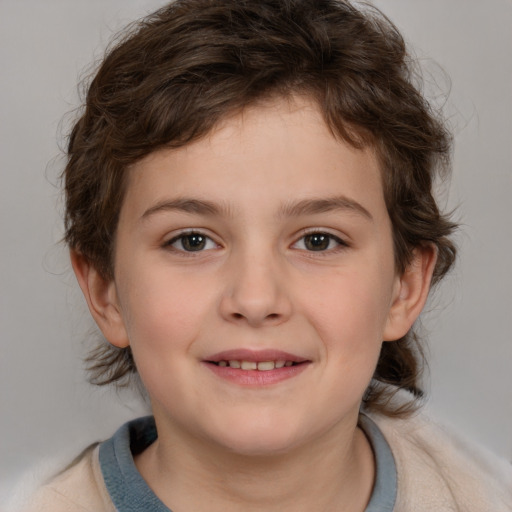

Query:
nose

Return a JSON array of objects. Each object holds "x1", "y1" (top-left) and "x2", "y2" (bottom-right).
[{"x1": 219, "y1": 247, "x2": 292, "y2": 327}]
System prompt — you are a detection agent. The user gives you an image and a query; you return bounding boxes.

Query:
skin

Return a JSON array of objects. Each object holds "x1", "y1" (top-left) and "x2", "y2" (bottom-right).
[{"x1": 72, "y1": 96, "x2": 436, "y2": 511}]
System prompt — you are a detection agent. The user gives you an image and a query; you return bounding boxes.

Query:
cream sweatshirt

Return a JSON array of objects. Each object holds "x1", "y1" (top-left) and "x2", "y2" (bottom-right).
[{"x1": 12, "y1": 412, "x2": 512, "y2": 512}]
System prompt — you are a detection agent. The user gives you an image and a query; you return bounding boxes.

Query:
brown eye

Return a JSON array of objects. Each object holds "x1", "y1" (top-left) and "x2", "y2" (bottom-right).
[
  {"x1": 293, "y1": 232, "x2": 346, "y2": 252},
  {"x1": 167, "y1": 232, "x2": 216, "y2": 252},
  {"x1": 304, "y1": 233, "x2": 331, "y2": 251},
  {"x1": 181, "y1": 234, "x2": 206, "y2": 251}
]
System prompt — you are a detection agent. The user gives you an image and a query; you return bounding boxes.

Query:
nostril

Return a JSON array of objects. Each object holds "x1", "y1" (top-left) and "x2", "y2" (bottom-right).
[{"x1": 230, "y1": 311, "x2": 281, "y2": 323}]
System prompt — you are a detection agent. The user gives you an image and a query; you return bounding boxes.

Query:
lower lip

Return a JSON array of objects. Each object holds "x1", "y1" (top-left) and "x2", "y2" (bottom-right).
[{"x1": 203, "y1": 362, "x2": 310, "y2": 386}]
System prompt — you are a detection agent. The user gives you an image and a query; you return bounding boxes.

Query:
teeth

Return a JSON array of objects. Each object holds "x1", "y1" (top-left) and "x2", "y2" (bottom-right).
[{"x1": 218, "y1": 360, "x2": 296, "y2": 370}]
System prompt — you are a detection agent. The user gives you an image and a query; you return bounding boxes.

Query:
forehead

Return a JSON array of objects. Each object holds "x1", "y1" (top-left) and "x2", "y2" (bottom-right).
[{"x1": 123, "y1": 96, "x2": 387, "y2": 222}]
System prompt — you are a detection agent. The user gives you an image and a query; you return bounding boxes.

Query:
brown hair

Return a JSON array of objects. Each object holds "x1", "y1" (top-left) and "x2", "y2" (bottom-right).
[{"x1": 64, "y1": 0, "x2": 457, "y2": 415}]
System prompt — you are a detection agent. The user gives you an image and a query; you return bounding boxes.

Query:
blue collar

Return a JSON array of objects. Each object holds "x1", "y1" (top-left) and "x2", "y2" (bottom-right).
[{"x1": 99, "y1": 414, "x2": 396, "y2": 511}]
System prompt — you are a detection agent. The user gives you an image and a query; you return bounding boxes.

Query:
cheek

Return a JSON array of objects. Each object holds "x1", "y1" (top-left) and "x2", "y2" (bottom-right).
[
  {"x1": 116, "y1": 265, "x2": 212, "y2": 356},
  {"x1": 306, "y1": 268, "x2": 394, "y2": 342},
  {"x1": 299, "y1": 265, "x2": 395, "y2": 381},
  {"x1": 116, "y1": 271, "x2": 210, "y2": 404}
]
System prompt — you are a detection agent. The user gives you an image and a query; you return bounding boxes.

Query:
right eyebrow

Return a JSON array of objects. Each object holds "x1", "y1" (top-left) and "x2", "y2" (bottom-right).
[{"x1": 140, "y1": 198, "x2": 229, "y2": 221}]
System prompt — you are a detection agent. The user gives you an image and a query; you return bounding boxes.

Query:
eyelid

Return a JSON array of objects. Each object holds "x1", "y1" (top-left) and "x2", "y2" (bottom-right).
[
  {"x1": 161, "y1": 228, "x2": 349, "y2": 253},
  {"x1": 163, "y1": 229, "x2": 220, "y2": 252},
  {"x1": 291, "y1": 228, "x2": 350, "y2": 251}
]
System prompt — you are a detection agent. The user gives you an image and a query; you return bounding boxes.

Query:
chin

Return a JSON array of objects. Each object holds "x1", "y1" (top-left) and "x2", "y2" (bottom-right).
[
  {"x1": 220, "y1": 433, "x2": 301, "y2": 457},
  {"x1": 203, "y1": 415, "x2": 310, "y2": 457}
]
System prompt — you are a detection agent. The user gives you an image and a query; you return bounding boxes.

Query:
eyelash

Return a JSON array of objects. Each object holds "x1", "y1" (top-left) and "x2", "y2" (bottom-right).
[
  {"x1": 163, "y1": 229, "x2": 348, "y2": 255},
  {"x1": 163, "y1": 231, "x2": 219, "y2": 253},
  {"x1": 292, "y1": 230, "x2": 349, "y2": 254}
]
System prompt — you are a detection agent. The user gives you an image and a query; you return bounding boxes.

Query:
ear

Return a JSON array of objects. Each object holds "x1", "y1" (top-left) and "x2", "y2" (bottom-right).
[
  {"x1": 383, "y1": 245, "x2": 437, "y2": 342},
  {"x1": 70, "y1": 250, "x2": 130, "y2": 348}
]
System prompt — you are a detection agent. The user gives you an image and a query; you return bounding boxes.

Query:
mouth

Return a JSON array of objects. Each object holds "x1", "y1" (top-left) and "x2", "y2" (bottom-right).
[
  {"x1": 203, "y1": 349, "x2": 311, "y2": 385},
  {"x1": 209, "y1": 360, "x2": 302, "y2": 371}
]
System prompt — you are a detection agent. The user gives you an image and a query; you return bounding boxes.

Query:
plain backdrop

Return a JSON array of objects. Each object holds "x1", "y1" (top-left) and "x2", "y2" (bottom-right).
[{"x1": 1, "y1": 0, "x2": 511, "y2": 500}]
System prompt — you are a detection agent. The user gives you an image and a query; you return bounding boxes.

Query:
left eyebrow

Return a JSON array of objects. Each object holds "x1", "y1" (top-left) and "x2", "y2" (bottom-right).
[{"x1": 278, "y1": 196, "x2": 373, "y2": 221}]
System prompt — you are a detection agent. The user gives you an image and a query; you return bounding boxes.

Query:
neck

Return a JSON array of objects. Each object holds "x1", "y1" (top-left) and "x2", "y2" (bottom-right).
[{"x1": 135, "y1": 413, "x2": 375, "y2": 512}]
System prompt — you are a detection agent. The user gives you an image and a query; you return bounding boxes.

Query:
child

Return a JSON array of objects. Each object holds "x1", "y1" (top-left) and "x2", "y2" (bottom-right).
[{"x1": 21, "y1": 0, "x2": 512, "y2": 510}]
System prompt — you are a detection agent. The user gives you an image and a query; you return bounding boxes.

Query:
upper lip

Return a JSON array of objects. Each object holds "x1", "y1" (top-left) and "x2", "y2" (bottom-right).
[{"x1": 205, "y1": 349, "x2": 309, "y2": 363}]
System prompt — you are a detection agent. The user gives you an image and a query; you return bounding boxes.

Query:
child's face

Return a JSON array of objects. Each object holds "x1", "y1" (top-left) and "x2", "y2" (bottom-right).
[{"x1": 102, "y1": 97, "x2": 413, "y2": 455}]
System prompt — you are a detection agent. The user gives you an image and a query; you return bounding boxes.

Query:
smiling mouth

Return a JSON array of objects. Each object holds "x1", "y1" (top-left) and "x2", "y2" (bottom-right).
[
  {"x1": 204, "y1": 352, "x2": 310, "y2": 385},
  {"x1": 210, "y1": 360, "x2": 302, "y2": 371}
]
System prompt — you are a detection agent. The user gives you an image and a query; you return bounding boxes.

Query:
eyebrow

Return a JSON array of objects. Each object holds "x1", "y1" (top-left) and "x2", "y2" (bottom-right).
[
  {"x1": 140, "y1": 195, "x2": 373, "y2": 222},
  {"x1": 279, "y1": 196, "x2": 373, "y2": 221},
  {"x1": 141, "y1": 198, "x2": 228, "y2": 220}
]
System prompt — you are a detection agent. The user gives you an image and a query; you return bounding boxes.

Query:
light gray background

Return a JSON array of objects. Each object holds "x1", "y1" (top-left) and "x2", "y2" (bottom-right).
[{"x1": 1, "y1": 0, "x2": 511, "y2": 499}]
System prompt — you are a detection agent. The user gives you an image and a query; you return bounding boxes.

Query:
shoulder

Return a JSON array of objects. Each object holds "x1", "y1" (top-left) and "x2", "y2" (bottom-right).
[
  {"x1": 370, "y1": 409, "x2": 512, "y2": 512},
  {"x1": 9, "y1": 444, "x2": 115, "y2": 512}
]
